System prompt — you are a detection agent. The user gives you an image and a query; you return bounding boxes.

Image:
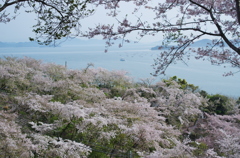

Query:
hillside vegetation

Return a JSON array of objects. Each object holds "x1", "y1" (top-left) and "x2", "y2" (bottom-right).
[{"x1": 0, "y1": 57, "x2": 240, "y2": 158}]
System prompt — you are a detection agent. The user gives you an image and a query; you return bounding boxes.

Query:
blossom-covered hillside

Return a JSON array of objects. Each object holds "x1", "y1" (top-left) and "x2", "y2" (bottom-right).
[{"x1": 0, "y1": 57, "x2": 240, "y2": 158}]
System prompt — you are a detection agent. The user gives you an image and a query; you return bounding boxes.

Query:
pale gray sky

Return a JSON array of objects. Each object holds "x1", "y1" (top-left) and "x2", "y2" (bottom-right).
[
  {"x1": 0, "y1": 1, "x2": 221, "y2": 44},
  {"x1": 0, "y1": 3, "x2": 162, "y2": 43},
  {"x1": 0, "y1": 10, "x2": 35, "y2": 42}
]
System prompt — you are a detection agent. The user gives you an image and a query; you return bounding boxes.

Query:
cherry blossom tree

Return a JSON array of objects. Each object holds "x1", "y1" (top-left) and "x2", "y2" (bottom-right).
[
  {"x1": 84, "y1": 0, "x2": 240, "y2": 76},
  {"x1": 1, "y1": 57, "x2": 240, "y2": 157}
]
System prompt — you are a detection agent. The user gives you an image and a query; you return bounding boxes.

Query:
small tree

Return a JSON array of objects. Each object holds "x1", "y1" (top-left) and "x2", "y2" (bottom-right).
[
  {"x1": 206, "y1": 94, "x2": 234, "y2": 115},
  {"x1": 0, "y1": 0, "x2": 93, "y2": 45}
]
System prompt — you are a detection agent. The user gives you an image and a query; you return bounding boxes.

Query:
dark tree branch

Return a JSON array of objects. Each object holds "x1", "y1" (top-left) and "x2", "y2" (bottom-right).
[
  {"x1": 189, "y1": 0, "x2": 240, "y2": 55},
  {"x1": 34, "y1": 0, "x2": 64, "y2": 17},
  {"x1": 236, "y1": 0, "x2": 240, "y2": 25},
  {"x1": 0, "y1": 0, "x2": 27, "y2": 12},
  {"x1": 98, "y1": 26, "x2": 221, "y2": 38}
]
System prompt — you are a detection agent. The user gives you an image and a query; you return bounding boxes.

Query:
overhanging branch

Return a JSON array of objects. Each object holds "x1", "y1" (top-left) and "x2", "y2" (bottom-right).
[
  {"x1": 189, "y1": 0, "x2": 240, "y2": 55},
  {"x1": 0, "y1": 0, "x2": 27, "y2": 12}
]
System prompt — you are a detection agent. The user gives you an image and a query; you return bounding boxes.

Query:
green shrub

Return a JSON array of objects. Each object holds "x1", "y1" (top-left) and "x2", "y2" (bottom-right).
[
  {"x1": 109, "y1": 87, "x2": 126, "y2": 98},
  {"x1": 163, "y1": 76, "x2": 199, "y2": 92},
  {"x1": 237, "y1": 97, "x2": 240, "y2": 104},
  {"x1": 206, "y1": 94, "x2": 233, "y2": 115},
  {"x1": 199, "y1": 90, "x2": 208, "y2": 98},
  {"x1": 189, "y1": 142, "x2": 208, "y2": 156}
]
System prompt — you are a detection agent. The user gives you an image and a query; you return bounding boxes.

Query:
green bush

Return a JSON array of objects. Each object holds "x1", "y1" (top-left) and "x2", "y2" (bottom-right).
[
  {"x1": 206, "y1": 94, "x2": 233, "y2": 115},
  {"x1": 189, "y1": 142, "x2": 208, "y2": 156},
  {"x1": 109, "y1": 87, "x2": 126, "y2": 98},
  {"x1": 199, "y1": 90, "x2": 208, "y2": 98},
  {"x1": 163, "y1": 76, "x2": 199, "y2": 92}
]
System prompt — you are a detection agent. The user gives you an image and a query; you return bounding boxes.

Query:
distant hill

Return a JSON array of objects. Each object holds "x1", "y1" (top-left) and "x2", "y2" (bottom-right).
[
  {"x1": 0, "y1": 38, "x2": 107, "y2": 47},
  {"x1": 62, "y1": 38, "x2": 106, "y2": 46},
  {"x1": 0, "y1": 41, "x2": 43, "y2": 47},
  {"x1": 150, "y1": 39, "x2": 214, "y2": 50},
  {"x1": 61, "y1": 38, "x2": 141, "y2": 47},
  {"x1": 0, "y1": 38, "x2": 141, "y2": 48},
  {"x1": 0, "y1": 38, "x2": 219, "y2": 48},
  {"x1": 150, "y1": 45, "x2": 174, "y2": 50},
  {"x1": 190, "y1": 39, "x2": 213, "y2": 47}
]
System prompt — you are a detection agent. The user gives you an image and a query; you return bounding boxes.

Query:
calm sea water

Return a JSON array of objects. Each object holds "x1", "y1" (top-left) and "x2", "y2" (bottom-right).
[{"x1": 0, "y1": 44, "x2": 239, "y2": 97}]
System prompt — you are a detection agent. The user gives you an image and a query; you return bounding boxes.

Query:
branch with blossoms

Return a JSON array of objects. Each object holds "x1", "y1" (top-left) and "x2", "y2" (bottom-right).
[{"x1": 84, "y1": 0, "x2": 240, "y2": 76}]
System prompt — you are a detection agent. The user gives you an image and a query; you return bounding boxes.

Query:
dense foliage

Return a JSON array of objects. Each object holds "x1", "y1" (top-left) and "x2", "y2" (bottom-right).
[{"x1": 0, "y1": 57, "x2": 240, "y2": 158}]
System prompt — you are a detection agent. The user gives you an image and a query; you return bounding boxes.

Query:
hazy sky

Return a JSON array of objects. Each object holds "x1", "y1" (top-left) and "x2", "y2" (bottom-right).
[
  {"x1": 0, "y1": 1, "x2": 221, "y2": 44},
  {"x1": 0, "y1": 3, "x2": 162, "y2": 43},
  {"x1": 0, "y1": 10, "x2": 35, "y2": 42}
]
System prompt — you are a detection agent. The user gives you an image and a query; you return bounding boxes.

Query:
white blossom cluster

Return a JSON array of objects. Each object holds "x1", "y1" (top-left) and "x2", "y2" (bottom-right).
[{"x1": 0, "y1": 57, "x2": 240, "y2": 157}]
